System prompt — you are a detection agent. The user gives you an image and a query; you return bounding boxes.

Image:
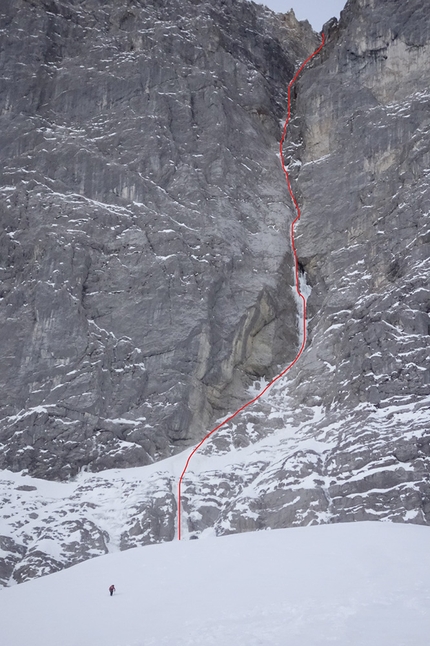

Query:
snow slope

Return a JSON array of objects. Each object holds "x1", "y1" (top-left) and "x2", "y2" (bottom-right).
[{"x1": 2, "y1": 522, "x2": 430, "y2": 646}]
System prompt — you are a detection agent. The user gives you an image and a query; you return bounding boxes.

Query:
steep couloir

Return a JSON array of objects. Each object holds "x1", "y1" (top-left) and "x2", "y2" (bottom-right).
[{"x1": 181, "y1": 0, "x2": 430, "y2": 535}]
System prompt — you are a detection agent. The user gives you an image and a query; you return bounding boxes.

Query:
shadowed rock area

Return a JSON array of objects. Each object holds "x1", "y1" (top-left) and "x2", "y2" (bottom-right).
[
  {"x1": 1, "y1": 0, "x2": 430, "y2": 587},
  {"x1": 0, "y1": 0, "x2": 317, "y2": 479},
  {"x1": 181, "y1": 0, "x2": 430, "y2": 536}
]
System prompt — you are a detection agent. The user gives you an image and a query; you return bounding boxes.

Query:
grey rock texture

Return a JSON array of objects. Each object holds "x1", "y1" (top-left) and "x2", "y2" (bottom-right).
[
  {"x1": 181, "y1": 0, "x2": 430, "y2": 536},
  {"x1": 0, "y1": 469, "x2": 176, "y2": 585},
  {"x1": 288, "y1": 0, "x2": 430, "y2": 414},
  {"x1": 182, "y1": 391, "x2": 430, "y2": 537},
  {"x1": 0, "y1": 0, "x2": 317, "y2": 479},
  {"x1": 1, "y1": 0, "x2": 430, "y2": 587}
]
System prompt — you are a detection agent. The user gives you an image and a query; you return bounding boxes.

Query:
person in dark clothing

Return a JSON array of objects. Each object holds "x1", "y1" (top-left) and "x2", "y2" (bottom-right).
[{"x1": 109, "y1": 584, "x2": 116, "y2": 596}]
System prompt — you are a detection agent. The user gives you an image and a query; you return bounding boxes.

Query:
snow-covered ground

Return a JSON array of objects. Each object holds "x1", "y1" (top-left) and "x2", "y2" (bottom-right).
[{"x1": 2, "y1": 521, "x2": 430, "y2": 646}]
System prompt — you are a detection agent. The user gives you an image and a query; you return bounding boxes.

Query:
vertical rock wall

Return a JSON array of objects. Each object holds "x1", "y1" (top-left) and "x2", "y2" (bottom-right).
[
  {"x1": 290, "y1": 0, "x2": 430, "y2": 416},
  {"x1": 181, "y1": 0, "x2": 430, "y2": 535},
  {"x1": 1, "y1": 0, "x2": 430, "y2": 587},
  {"x1": 0, "y1": 0, "x2": 317, "y2": 479}
]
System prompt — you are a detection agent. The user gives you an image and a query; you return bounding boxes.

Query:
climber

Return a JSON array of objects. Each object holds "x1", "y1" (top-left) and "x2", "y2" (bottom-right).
[{"x1": 109, "y1": 584, "x2": 116, "y2": 596}]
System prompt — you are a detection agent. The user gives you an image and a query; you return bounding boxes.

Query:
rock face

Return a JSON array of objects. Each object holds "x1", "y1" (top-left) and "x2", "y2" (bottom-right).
[
  {"x1": 1, "y1": 0, "x2": 430, "y2": 587},
  {"x1": 182, "y1": 0, "x2": 430, "y2": 535},
  {"x1": 0, "y1": 0, "x2": 317, "y2": 479},
  {"x1": 289, "y1": 0, "x2": 430, "y2": 416},
  {"x1": 0, "y1": 469, "x2": 176, "y2": 586}
]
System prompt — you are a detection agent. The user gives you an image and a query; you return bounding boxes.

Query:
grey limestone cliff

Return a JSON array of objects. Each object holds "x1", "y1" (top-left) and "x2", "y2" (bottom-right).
[
  {"x1": 0, "y1": 0, "x2": 317, "y2": 479},
  {"x1": 182, "y1": 0, "x2": 430, "y2": 535},
  {"x1": 1, "y1": 0, "x2": 430, "y2": 588}
]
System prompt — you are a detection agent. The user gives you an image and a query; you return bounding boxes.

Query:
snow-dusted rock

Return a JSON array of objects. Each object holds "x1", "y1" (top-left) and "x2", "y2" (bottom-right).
[
  {"x1": 183, "y1": 0, "x2": 430, "y2": 535},
  {"x1": 0, "y1": 467, "x2": 177, "y2": 585},
  {"x1": 0, "y1": 0, "x2": 317, "y2": 479},
  {"x1": 0, "y1": 0, "x2": 429, "y2": 587}
]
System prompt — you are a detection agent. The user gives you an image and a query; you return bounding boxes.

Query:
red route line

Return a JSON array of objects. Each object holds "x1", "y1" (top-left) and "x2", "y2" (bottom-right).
[{"x1": 177, "y1": 33, "x2": 325, "y2": 540}]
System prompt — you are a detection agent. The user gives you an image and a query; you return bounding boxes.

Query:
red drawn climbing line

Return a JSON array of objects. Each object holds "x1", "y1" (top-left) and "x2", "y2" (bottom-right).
[{"x1": 177, "y1": 33, "x2": 325, "y2": 540}]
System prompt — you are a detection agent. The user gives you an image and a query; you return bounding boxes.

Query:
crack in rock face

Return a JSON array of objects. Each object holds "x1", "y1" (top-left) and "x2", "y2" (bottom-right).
[
  {"x1": 0, "y1": 0, "x2": 317, "y2": 479},
  {"x1": 1, "y1": 0, "x2": 430, "y2": 586},
  {"x1": 182, "y1": 0, "x2": 430, "y2": 539}
]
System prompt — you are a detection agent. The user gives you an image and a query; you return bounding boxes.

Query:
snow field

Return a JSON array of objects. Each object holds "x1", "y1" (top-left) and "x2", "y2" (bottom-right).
[{"x1": 2, "y1": 521, "x2": 430, "y2": 646}]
